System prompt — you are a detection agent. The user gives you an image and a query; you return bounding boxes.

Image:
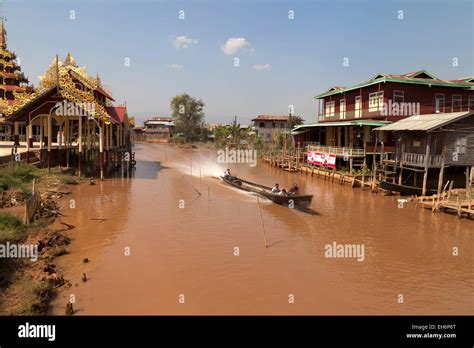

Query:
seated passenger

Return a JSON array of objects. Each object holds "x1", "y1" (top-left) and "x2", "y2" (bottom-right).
[
  {"x1": 224, "y1": 169, "x2": 231, "y2": 177},
  {"x1": 279, "y1": 189, "x2": 288, "y2": 196},
  {"x1": 271, "y1": 183, "x2": 280, "y2": 194},
  {"x1": 289, "y1": 183, "x2": 300, "y2": 195}
]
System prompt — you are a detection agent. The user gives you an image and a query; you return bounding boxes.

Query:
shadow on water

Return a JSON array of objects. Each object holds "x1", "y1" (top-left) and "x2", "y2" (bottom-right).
[
  {"x1": 296, "y1": 206, "x2": 320, "y2": 216},
  {"x1": 110, "y1": 159, "x2": 171, "y2": 180}
]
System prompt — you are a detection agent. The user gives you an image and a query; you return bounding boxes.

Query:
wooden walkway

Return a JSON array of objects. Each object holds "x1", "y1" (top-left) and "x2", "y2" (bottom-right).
[
  {"x1": 418, "y1": 189, "x2": 474, "y2": 219},
  {"x1": 262, "y1": 151, "x2": 474, "y2": 219},
  {"x1": 261, "y1": 152, "x2": 376, "y2": 190}
]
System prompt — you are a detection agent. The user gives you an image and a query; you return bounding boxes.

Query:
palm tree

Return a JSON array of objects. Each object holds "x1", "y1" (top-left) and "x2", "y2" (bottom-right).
[
  {"x1": 288, "y1": 115, "x2": 304, "y2": 130},
  {"x1": 228, "y1": 116, "x2": 241, "y2": 147}
]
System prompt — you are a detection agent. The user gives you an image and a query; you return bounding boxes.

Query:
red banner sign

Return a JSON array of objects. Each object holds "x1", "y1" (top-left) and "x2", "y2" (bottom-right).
[{"x1": 307, "y1": 151, "x2": 336, "y2": 168}]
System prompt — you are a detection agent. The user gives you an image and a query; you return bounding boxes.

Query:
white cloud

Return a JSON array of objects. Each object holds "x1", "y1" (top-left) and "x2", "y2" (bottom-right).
[
  {"x1": 174, "y1": 36, "x2": 198, "y2": 49},
  {"x1": 168, "y1": 64, "x2": 184, "y2": 70},
  {"x1": 220, "y1": 37, "x2": 251, "y2": 55},
  {"x1": 253, "y1": 64, "x2": 271, "y2": 71}
]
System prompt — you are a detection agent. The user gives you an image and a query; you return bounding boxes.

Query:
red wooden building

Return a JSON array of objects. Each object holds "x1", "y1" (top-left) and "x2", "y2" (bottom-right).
[{"x1": 293, "y1": 70, "x2": 474, "y2": 170}]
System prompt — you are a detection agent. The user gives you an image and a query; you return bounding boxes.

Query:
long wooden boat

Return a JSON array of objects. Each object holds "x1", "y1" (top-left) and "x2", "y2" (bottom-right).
[
  {"x1": 379, "y1": 180, "x2": 438, "y2": 196},
  {"x1": 220, "y1": 175, "x2": 313, "y2": 208}
]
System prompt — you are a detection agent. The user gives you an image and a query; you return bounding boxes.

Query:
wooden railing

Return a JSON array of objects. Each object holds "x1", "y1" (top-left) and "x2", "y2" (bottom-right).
[
  {"x1": 401, "y1": 152, "x2": 442, "y2": 167},
  {"x1": 307, "y1": 145, "x2": 366, "y2": 157}
]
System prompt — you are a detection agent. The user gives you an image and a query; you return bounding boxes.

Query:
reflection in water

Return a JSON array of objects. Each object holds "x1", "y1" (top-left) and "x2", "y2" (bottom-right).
[{"x1": 50, "y1": 143, "x2": 474, "y2": 315}]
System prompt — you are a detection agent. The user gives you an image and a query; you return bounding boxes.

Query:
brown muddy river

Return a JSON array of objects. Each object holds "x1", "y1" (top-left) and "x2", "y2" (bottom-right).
[{"x1": 50, "y1": 143, "x2": 473, "y2": 315}]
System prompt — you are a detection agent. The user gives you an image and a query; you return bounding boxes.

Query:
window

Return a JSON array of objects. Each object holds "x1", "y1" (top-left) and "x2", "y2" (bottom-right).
[
  {"x1": 340, "y1": 99, "x2": 346, "y2": 119},
  {"x1": 325, "y1": 101, "x2": 335, "y2": 117},
  {"x1": 452, "y1": 95, "x2": 462, "y2": 111},
  {"x1": 455, "y1": 137, "x2": 467, "y2": 154},
  {"x1": 435, "y1": 94, "x2": 445, "y2": 113},
  {"x1": 393, "y1": 90, "x2": 404, "y2": 104},
  {"x1": 369, "y1": 91, "x2": 384, "y2": 112},
  {"x1": 469, "y1": 96, "x2": 474, "y2": 111},
  {"x1": 259, "y1": 122, "x2": 265, "y2": 128},
  {"x1": 355, "y1": 96, "x2": 362, "y2": 118}
]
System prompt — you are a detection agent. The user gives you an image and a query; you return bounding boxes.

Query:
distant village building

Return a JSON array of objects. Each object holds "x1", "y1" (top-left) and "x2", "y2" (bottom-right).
[
  {"x1": 252, "y1": 115, "x2": 290, "y2": 141},
  {"x1": 205, "y1": 123, "x2": 225, "y2": 141},
  {"x1": 292, "y1": 70, "x2": 474, "y2": 172},
  {"x1": 143, "y1": 117, "x2": 174, "y2": 141}
]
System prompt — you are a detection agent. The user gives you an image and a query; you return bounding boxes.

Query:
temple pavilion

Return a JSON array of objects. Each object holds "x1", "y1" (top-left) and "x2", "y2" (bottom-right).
[{"x1": 4, "y1": 52, "x2": 132, "y2": 179}]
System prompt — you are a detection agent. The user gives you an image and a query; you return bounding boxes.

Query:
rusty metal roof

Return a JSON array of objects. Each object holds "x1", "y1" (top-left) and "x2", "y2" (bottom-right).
[{"x1": 374, "y1": 111, "x2": 473, "y2": 132}]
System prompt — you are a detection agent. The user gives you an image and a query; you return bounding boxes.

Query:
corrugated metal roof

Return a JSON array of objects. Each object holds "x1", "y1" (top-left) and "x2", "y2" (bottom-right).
[{"x1": 374, "y1": 112, "x2": 473, "y2": 132}]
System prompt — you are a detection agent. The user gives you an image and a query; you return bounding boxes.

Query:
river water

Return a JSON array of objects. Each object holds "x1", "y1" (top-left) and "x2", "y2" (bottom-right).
[{"x1": 50, "y1": 142, "x2": 473, "y2": 315}]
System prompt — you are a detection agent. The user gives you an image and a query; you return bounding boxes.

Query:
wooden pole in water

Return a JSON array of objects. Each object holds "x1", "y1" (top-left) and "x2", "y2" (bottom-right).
[
  {"x1": 371, "y1": 131, "x2": 378, "y2": 189},
  {"x1": 256, "y1": 196, "x2": 268, "y2": 248},
  {"x1": 436, "y1": 156, "x2": 445, "y2": 211},
  {"x1": 398, "y1": 142, "x2": 405, "y2": 185},
  {"x1": 99, "y1": 122, "x2": 104, "y2": 180},
  {"x1": 469, "y1": 166, "x2": 474, "y2": 211},
  {"x1": 422, "y1": 133, "x2": 432, "y2": 196}
]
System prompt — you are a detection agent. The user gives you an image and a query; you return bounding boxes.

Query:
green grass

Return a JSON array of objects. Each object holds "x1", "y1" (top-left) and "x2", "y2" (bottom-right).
[
  {"x1": 60, "y1": 176, "x2": 79, "y2": 185},
  {"x1": 0, "y1": 213, "x2": 27, "y2": 245},
  {"x1": 21, "y1": 279, "x2": 54, "y2": 315},
  {"x1": 0, "y1": 164, "x2": 41, "y2": 196}
]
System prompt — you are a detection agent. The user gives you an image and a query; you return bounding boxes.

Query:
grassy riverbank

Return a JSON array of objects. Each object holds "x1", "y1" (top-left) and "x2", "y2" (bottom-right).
[
  {"x1": 0, "y1": 164, "x2": 81, "y2": 315},
  {"x1": 0, "y1": 164, "x2": 80, "y2": 208}
]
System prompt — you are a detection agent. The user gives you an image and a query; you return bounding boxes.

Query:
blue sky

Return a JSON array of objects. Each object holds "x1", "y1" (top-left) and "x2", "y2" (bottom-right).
[{"x1": 3, "y1": 0, "x2": 473, "y2": 125}]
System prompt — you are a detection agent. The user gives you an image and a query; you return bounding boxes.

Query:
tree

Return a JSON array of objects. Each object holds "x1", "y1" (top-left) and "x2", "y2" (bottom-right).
[
  {"x1": 228, "y1": 116, "x2": 241, "y2": 146},
  {"x1": 288, "y1": 115, "x2": 304, "y2": 130},
  {"x1": 170, "y1": 93, "x2": 205, "y2": 142},
  {"x1": 213, "y1": 125, "x2": 231, "y2": 147}
]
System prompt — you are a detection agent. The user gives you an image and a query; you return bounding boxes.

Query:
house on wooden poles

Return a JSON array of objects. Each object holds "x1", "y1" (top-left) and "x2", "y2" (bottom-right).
[
  {"x1": 375, "y1": 111, "x2": 474, "y2": 196},
  {"x1": 292, "y1": 70, "x2": 474, "y2": 172},
  {"x1": 3, "y1": 53, "x2": 132, "y2": 179}
]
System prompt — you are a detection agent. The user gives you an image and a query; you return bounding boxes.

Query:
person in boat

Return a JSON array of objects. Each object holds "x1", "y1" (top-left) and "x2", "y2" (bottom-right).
[
  {"x1": 279, "y1": 189, "x2": 288, "y2": 196},
  {"x1": 223, "y1": 169, "x2": 237, "y2": 181},
  {"x1": 271, "y1": 183, "x2": 280, "y2": 194},
  {"x1": 288, "y1": 183, "x2": 300, "y2": 195}
]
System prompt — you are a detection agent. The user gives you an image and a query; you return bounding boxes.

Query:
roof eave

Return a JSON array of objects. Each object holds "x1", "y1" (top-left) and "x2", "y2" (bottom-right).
[{"x1": 314, "y1": 77, "x2": 473, "y2": 100}]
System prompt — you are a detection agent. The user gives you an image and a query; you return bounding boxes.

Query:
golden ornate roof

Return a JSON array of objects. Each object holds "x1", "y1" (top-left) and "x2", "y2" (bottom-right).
[
  {"x1": 0, "y1": 19, "x2": 32, "y2": 116},
  {"x1": 5, "y1": 53, "x2": 114, "y2": 123}
]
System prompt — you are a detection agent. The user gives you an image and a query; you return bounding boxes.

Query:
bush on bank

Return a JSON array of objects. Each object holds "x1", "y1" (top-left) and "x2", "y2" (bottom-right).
[{"x1": 0, "y1": 213, "x2": 27, "y2": 245}]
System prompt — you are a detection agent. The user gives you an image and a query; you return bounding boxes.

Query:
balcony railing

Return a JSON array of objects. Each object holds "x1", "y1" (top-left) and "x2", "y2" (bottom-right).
[
  {"x1": 319, "y1": 101, "x2": 474, "y2": 121},
  {"x1": 401, "y1": 152, "x2": 442, "y2": 167},
  {"x1": 307, "y1": 145, "x2": 365, "y2": 157}
]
